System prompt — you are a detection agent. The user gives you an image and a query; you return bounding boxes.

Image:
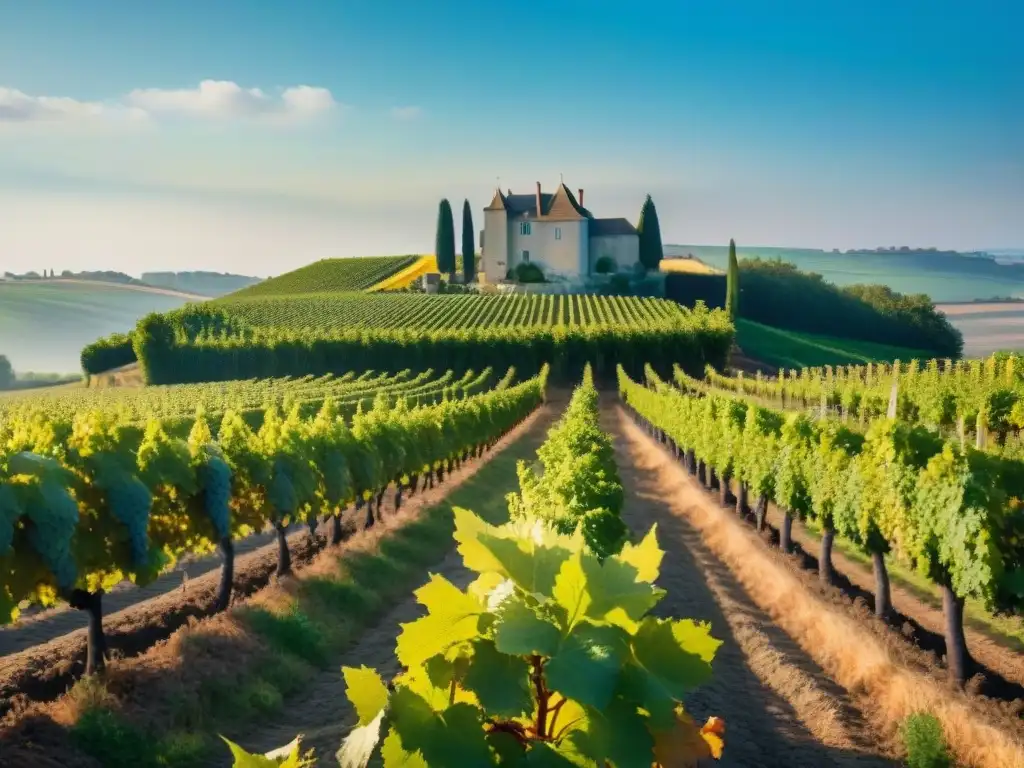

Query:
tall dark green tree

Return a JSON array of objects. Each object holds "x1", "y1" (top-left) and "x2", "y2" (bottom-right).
[
  {"x1": 461, "y1": 199, "x2": 476, "y2": 283},
  {"x1": 636, "y1": 195, "x2": 664, "y2": 272},
  {"x1": 435, "y1": 198, "x2": 456, "y2": 277},
  {"x1": 725, "y1": 238, "x2": 740, "y2": 321},
  {"x1": 0, "y1": 354, "x2": 13, "y2": 390}
]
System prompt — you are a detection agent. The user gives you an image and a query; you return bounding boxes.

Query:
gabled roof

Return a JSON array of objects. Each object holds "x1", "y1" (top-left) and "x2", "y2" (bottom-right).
[
  {"x1": 482, "y1": 182, "x2": 594, "y2": 220},
  {"x1": 589, "y1": 218, "x2": 638, "y2": 237}
]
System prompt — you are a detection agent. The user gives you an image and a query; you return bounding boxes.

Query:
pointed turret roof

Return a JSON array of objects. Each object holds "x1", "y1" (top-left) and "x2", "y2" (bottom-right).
[{"x1": 484, "y1": 188, "x2": 508, "y2": 211}]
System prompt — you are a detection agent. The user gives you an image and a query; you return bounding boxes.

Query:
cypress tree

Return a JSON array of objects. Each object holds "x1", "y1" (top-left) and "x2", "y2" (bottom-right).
[
  {"x1": 725, "y1": 238, "x2": 740, "y2": 320},
  {"x1": 435, "y1": 199, "x2": 456, "y2": 277},
  {"x1": 636, "y1": 195, "x2": 664, "y2": 272},
  {"x1": 461, "y1": 199, "x2": 476, "y2": 283}
]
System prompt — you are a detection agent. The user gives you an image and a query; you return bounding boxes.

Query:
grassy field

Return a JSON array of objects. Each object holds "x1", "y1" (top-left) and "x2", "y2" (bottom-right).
[
  {"x1": 736, "y1": 318, "x2": 930, "y2": 369},
  {"x1": 0, "y1": 281, "x2": 199, "y2": 375},
  {"x1": 659, "y1": 257, "x2": 722, "y2": 275}
]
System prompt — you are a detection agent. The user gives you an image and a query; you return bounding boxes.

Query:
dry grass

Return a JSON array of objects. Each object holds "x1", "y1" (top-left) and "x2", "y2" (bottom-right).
[
  {"x1": 620, "y1": 409, "x2": 1024, "y2": 768},
  {"x1": 659, "y1": 258, "x2": 722, "y2": 275}
]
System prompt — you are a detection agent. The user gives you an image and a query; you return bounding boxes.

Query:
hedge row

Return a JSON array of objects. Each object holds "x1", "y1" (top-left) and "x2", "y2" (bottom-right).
[
  {"x1": 80, "y1": 332, "x2": 136, "y2": 375},
  {"x1": 131, "y1": 305, "x2": 734, "y2": 387}
]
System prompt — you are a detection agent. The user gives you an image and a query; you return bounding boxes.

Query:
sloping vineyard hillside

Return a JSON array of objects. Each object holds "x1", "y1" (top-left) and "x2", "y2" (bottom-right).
[{"x1": 222, "y1": 256, "x2": 420, "y2": 299}]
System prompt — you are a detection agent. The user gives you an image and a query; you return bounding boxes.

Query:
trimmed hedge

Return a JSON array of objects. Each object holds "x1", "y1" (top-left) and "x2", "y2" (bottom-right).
[
  {"x1": 81, "y1": 332, "x2": 136, "y2": 375},
  {"x1": 131, "y1": 304, "x2": 734, "y2": 387}
]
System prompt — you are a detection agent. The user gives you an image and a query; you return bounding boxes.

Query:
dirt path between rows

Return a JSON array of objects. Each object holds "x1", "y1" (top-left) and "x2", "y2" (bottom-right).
[
  {"x1": 762, "y1": 504, "x2": 1024, "y2": 689},
  {"x1": 212, "y1": 399, "x2": 896, "y2": 767},
  {"x1": 604, "y1": 405, "x2": 897, "y2": 768}
]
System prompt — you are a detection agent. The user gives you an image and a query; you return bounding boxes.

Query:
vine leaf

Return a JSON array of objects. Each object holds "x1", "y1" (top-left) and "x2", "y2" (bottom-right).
[
  {"x1": 651, "y1": 709, "x2": 726, "y2": 766},
  {"x1": 493, "y1": 596, "x2": 562, "y2": 657},
  {"x1": 461, "y1": 639, "x2": 533, "y2": 717},
  {"x1": 343, "y1": 665, "x2": 389, "y2": 726},
  {"x1": 337, "y1": 710, "x2": 386, "y2": 768},
  {"x1": 396, "y1": 575, "x2": 484, "y2": 668},
  {"x1": 565, "y1": 698, "x2": 653, "y2": 768},
  {"x1": 545, "y1": 623, "x2": 629, "y2": 711},
  {"x1": 620, "y1": 617, "x2": 720, "y2": 728},
  {"x1": 617, "y1": 524, "x2": 663, "y2": 583}
]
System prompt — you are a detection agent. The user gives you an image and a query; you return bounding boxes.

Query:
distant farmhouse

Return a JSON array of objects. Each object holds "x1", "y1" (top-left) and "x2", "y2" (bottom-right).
[{"x1": 480, "y1": 181, "x2": 639, "y2": 282}]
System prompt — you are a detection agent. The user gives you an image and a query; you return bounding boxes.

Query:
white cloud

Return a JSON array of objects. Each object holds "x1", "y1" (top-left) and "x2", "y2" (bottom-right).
[
  {"x1": 0, "y1": 87, "x2": 147, "y2": 123},
  {"x1": 390, "y1": 105, "x2": 422, "y2": 121},
  {"x1": 0, "y1": 81, "x2": 337, "y2": 125}
]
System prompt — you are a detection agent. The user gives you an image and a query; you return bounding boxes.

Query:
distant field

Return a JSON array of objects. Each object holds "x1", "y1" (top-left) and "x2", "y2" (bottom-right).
[
  {"x1": 0, "y1": 281, "x2": 200, "y2": 374},
  {"x1": 659, "y1": 257, "x2": 721, "y2": 275},
  {"x1": 669, "y1": 244, "x2": 1024, "y2": 302},
  {"x1": 224, "y1": 255, "x2": 419, "y2": 299},
  {"x1": 937, "y1": 302, "x2": 1024, "y2": 357},
  {"x1": 736, "y1": 318, "x2": 929, "y2": 369}
]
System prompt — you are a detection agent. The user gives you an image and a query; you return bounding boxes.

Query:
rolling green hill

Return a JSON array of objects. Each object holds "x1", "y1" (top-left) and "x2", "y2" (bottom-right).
[
  {"x1": 0, "y1": 281, "x2": 201, "y2": 374},
  {"x1": 735, "y1": 318, "x2": 931, "y2": 370}
]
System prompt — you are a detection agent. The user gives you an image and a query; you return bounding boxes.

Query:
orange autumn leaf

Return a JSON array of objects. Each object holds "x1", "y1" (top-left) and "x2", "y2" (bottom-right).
[{"x1": 652, "y1": 709, "x2": 726, "y2": 766}]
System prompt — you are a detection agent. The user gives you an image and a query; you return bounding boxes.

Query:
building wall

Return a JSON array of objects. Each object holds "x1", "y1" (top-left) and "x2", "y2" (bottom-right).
[
  {"x1": 589, "y1": 234, "x2": 640, "y2": 273},
  {"x1": 482, "y1": 209, "x2": 509, "y2": 283},
  {"x1": 508, "y1": 218, "x2": 588, "y2": 278}
]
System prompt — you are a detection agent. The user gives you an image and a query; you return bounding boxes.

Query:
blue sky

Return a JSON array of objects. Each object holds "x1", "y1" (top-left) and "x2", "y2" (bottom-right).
[{"x1": 0, "y1": 0, "x2": 1021, "y2": 276}]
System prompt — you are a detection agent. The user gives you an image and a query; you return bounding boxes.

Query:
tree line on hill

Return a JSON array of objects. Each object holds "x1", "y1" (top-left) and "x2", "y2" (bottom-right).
[
  {"x1": 1, "y1": 269, "x2": 261, "y2": 297},
  {"x1": 665, "y1": 254, "x2": 963, "y2": 358}
]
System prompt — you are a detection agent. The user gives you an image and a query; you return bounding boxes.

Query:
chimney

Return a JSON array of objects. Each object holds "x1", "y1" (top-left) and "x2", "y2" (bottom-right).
[
  {"x1": 578, "y1": 188, "x2": 584, "y2": 207},
  {"x1": 535, "y1": 181, "x2": 542, "y2": 217}
]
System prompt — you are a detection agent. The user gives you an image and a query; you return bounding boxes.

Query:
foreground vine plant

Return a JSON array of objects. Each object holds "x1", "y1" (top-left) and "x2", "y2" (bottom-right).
[{"x1": 228, "y1": 508, "x2": 726, "y2": 766}]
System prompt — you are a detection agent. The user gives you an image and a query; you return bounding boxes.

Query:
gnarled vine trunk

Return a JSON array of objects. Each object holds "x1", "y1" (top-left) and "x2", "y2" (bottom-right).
[
  {"x1": 718, "y1": 472, "x2": 730, "y2": 507},
  {"x1": 735, "y1": 483, "x2": 748, "y2": 517},
  {"x1": 780, "y1": 512, "x2": 793, "y2": 553},
  {"x1": 754, "y1": 495, "x2": 768, "y2": 532},
  {"x1": 214, "y1": 537, "x2": 235, "y2": 611},
  {"x1": 275, "y1": 522, "x2": 292, "y2": 577},
  {"x1": 331, "y1": 513, "x2": 345, "y2": 545},
  {"x1": 872, "y1": 551, "x2": 891, "y2": 620},
  {"x1": 819, "y1": 528, "x2": 834, "y2": 584},
  {"x1": 937, "y1": 581, "x2": 970, "y2": 684},
  {"x1": 697, "y1": 460, "x2": 707, "y2": 487},
  {"x1": 941, "y1": 580, "x2": 971, "y2": 686},
  {"x1": 69, "y1": 588, "x2": 106, "y2": 674}
]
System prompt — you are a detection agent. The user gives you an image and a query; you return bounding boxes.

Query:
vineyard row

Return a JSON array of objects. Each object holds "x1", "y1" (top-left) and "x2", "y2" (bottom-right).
[
  {"x1": 0, "y1": 368, "x2": 547, "y2": 674},
  {"x1": 617, "y1": 365, "x2": 1024, "y2": 686}
]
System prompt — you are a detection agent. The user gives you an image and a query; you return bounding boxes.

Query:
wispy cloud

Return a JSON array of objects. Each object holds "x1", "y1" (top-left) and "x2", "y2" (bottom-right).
[
  {"x1": 0, "y1": 87, "x2": 146, "y2": 123},
  {"x1": 0, "y1": 81, "x2": 339, "y2": 125},
  {"x1": 390, "y1": 105, "x2": 422, "y2": 121}
]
